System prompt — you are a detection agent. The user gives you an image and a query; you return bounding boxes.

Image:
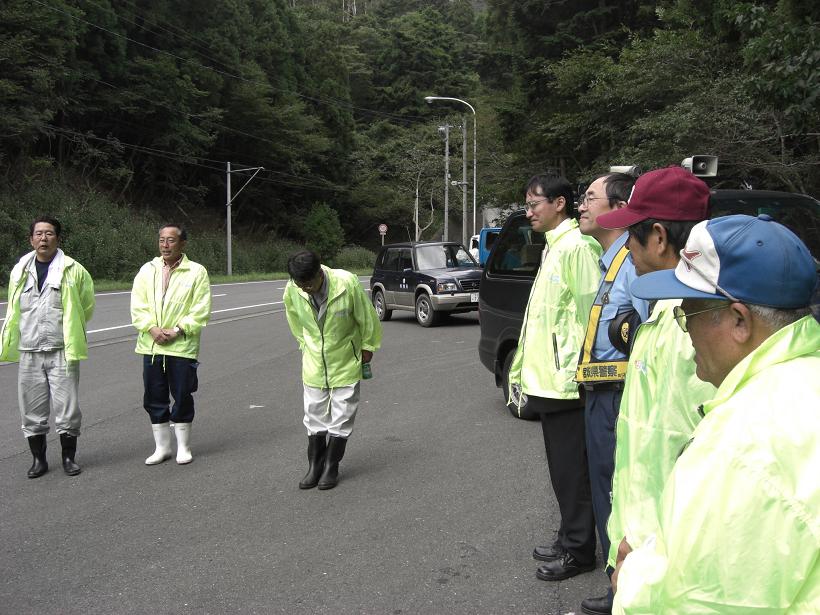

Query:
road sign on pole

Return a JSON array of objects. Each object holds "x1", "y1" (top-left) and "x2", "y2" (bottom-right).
[{"x1": 379, "y1": 223, "x2": 387, "y2": 245}]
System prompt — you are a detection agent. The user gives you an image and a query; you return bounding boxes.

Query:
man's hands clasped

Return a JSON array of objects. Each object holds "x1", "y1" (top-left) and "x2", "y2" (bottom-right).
[{"x1": 149, "y1": 326, "x2": 181, "y2": 345}]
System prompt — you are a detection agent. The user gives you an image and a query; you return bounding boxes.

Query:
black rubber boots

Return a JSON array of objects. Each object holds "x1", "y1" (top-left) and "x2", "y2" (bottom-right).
[
  {"x1": 299, "y1": 432, "x2": 328, "y2": 489},
  {"x1": 60, "y1": 433, "x2": 82, "y2": 476},
  {"x1": 26, "y1": 434, "x2": 48, "y2": 479},
  {"x1": 317, "y1": 436, "x2": 347, "y2": 490}
]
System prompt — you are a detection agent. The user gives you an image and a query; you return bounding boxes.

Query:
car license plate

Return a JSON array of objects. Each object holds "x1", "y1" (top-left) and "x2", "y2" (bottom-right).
[{"x1": 470, "y1": 292, "x2": 479, "y2": 302}]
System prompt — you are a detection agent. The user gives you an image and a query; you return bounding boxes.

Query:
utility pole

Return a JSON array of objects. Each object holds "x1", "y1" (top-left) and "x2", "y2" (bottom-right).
[
  {"x1": 424, "y1": 96, "x2": 477, "y2": 236},
  {"x1": 438, "y1": 123, "x2": 452, "y2": 241},
  {"x1": 226, "y1": 162, "x2": 231, "y2": 275},
  {"x1": 225, "y1": 162, "x2": 264, "y2": 276},
  {"x1": 415, "y1": 171, "x2": 421, "y2": 241}
]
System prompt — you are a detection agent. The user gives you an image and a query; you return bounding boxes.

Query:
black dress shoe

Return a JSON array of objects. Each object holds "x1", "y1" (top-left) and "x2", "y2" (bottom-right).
[
  {"x1": 533, "y1": 541, "x2": 565, "y2": 562},
  {"x1": 581, "y1": 593, "x2": 613, "y2": 615},
  {"x1": 536, "y1": 552, "x2": 595, "y2": 581}
]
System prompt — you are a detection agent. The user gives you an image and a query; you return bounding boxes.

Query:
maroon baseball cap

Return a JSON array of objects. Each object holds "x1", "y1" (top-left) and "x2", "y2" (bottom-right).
[{"x1": 597, "y1": 166, "x2": 711, "y2": 229}]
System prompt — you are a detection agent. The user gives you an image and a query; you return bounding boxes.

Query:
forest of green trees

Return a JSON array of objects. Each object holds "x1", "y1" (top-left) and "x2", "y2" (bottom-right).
[{"x1": 1, "y1": 0, "x2": 818, "y2": 279}]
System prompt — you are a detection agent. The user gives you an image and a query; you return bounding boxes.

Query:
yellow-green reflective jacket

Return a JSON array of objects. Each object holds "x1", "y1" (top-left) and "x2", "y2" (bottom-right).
[
  {"x1": 607, "y1": 299, "x2": 716, "y2": 569},
  {"x1": 615, "y1": 315, "x2": 820, "y2": 614},
  {"x1": 0, "y1": 251, "x2": 95, "y2": 362},
  {"x1": 130, "y1": 255, "x2": 211, "y2": 359},
  {"x1": 508, "y1": 218, "x2": 601, "y2": 405},
  {"x1": 284, "y1": 266, "x2": 382, "y2": 389}
]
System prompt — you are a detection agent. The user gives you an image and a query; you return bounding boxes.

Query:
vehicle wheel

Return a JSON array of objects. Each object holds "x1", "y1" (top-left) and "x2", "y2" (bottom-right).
[
  {"x1": 501, "y1": 349, "x2": 539, "y2": 421},
  {"x1": 372, "y1": 289, "x2": 392, "y2": 321},
  {"x1": 415, "y1": 293, "x2": 441, "y2": 327}
]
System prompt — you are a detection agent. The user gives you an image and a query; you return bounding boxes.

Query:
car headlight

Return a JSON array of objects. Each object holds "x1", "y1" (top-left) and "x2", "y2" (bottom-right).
[{"x1": 436, "y1": 282, "x2": 459, "y2": 293}]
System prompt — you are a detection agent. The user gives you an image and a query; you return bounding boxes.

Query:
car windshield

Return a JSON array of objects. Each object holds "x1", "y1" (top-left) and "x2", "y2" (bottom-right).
[{"x1": 415, "y1": 244, "x2": 475, "y2": 270}]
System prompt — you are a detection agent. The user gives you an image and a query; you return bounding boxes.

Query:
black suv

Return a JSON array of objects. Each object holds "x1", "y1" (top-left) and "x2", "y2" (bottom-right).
[
  {"x1": 478, "y1": 189, "x2": 820, "y2": 420},
  {"x1": 370, "y1": 241, "x2": 482, "y2": 327}
]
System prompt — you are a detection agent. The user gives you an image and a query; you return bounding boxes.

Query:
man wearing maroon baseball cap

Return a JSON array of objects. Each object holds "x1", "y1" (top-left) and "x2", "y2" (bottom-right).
[{"x1": 594, "y1": 167, "x2": 716, "y2": 607}]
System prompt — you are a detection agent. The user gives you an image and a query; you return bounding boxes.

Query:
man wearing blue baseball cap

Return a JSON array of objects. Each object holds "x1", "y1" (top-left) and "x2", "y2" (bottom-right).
[{"x1": 613, "y1": 214, "x2": 819, "y2": 613}]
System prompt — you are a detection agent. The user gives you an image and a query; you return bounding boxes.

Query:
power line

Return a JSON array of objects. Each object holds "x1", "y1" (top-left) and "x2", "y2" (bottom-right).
[
  {"x1": 32, "y1": 0, "x2": 430, "y2": 126},
  {"x1": 24, "y1": 47, "x2": 338, "y2": 164},
  {"x1": 45, "y1": 124, "x2": 349, "y2": 192}
]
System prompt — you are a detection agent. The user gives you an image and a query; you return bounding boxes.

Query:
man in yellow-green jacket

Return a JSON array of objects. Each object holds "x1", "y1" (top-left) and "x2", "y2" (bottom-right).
[
  {"x1": 591, "y1": 167, "x2": 715, "y2": 615},
  {"x1": 614, "y1": 214, "x2": 819, "y2": 613},
  {"x1": 131, "y1": 224, "x2": 211, "y2": 466},
  {"x1": 284, "y1": 250, "x2": 381, "y2": 491},
  {"x1": 0, "y1": 216, "x2": 95, "y2": 478},
  {"x1": 507, "y1": 174, "x2": 602, "y2": 583}
]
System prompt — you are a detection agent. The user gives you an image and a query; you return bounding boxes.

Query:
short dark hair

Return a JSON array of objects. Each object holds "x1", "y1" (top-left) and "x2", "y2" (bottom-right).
[
  {"x1": 288, "y1": 250, "x2": 321, "y2": 283},
  {"x1": 526, "y1": 174, "x2": 574, "y2": 206},
  {"x1": 527, "y1": 173, "x2": 575, "y2": 203},
  {"x1": 30, "y1": 216, "x2": 62, "y2": 237},
  {"x1": 628, "y1": 218, "x2": 698, "y2": 253},
  {"x1": 159, "y1": 223, "x2": 187, "y2": 241},
  {"x1": 600, "y1": 172, "x2": 635, "y2": 203}
]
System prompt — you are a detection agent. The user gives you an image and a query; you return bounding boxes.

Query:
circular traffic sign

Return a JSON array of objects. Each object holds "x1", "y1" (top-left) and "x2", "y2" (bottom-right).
[{"x1": 378, "y1": 223, "x2": 388, "y2": 234}]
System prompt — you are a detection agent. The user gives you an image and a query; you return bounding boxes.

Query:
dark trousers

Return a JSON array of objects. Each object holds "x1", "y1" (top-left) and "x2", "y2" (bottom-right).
[
  {"x1": 142, "y1": 355, "x2": 199, "y2": 424},
  {"x1": 584, "y1": 388, "x2": 622, "y2": 575},
  {"x1": 533, "y1": 396, "x2": 596, "y2": 564}
]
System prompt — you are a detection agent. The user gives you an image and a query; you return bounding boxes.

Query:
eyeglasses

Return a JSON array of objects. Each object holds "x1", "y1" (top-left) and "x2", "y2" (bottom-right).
[
  {"x1": 672, "y1": 304, "x2": 729, "y2": 333},
  {"x1": 579, "y1": 195, "x2": 613, "y2": 208},
  {"x1": 524, "y1": 197, "x2": 550, "y2": 211}
]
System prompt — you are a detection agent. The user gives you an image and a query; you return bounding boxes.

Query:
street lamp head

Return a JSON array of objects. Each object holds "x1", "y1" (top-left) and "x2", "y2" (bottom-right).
[{"x1": 424, "y1": 96, "x2": 435, "y2": 104}]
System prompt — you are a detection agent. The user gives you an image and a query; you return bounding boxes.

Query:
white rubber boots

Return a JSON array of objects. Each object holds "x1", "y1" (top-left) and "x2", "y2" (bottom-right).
[
  {"x1": 145, "y1": 422, "x2": 193, "y2": 465},
  {"x1": 172, "y1": 423, "x2": 193, "y2": 464}
]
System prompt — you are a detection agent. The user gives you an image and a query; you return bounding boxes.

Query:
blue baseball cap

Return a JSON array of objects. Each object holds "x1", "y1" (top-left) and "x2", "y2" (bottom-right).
[{"x1": 631, "y1": 214, "x2": 817, "y2": 308}]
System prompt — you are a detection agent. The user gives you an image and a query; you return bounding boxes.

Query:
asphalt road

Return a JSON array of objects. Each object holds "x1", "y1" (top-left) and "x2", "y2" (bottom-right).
[{"x1": 0, "y1": 279, "x2": 602, "y2": 614}]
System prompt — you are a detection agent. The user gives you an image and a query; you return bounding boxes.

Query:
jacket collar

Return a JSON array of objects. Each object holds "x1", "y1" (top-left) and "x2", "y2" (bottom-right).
[
  {"x1": 544, "y1": 217, "x2": 578, "y2": 247},
  {"x1": 702, "y1": 315, "x2": 820, "y2": 415},
  {"x1": 152, "y1": 254, "x2": 190, "y2": 270},
  {"x1": 14, "y1": 250, "x2": 75, "y2": 284}
]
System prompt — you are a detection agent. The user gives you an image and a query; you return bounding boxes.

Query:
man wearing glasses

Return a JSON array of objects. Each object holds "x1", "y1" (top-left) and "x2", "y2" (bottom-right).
[
  {"x1": 613, "y1": 214, "x2": 818, "y2": 613},
  {"x1": 574, "y1": 173, "x2": 649, "y2": 615},
  {"x1": 0, "y1": 216, "x2": 95, "y2": 478},
  {"x1": 283, "y1": 250, "x2": 381, "y2": 490},
  {"x1": 131, "y1": 224, "x2": 211, "y2": 466},
  {"x1": 593, "y1": 167, "x2": 716, "y2": 611},
  {"x1": 507, "y1": 175, "x2": 602, "y2": 583}
]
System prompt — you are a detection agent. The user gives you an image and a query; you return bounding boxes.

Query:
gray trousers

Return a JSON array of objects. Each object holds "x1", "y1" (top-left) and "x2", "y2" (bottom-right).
[
  {"x1": 303, "y1": 382, "x2": 360, "y2": 438},
  {"x1": 18, "y1": 350, "x2": 82, "y2": 438}
]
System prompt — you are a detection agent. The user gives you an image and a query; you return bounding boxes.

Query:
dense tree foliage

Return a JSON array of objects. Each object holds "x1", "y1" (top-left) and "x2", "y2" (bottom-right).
[
  {"x1": 484, "y1": 0, "x2": 820, "y2": 193},
  {"x1": 1, "y1": 0, "x2": 817, "y2": 277}
]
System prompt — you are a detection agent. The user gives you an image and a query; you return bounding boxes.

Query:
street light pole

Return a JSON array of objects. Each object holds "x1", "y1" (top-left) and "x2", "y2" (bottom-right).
[
  {"x1": 425, "y1": 96, "x2": 477, "y2": 236},
  {"x1": 461, "y1": 115, "x2": 467, "y2": 246},
  {"x1": 438, "y1": 124, "x2": 451, "y2": 241}
]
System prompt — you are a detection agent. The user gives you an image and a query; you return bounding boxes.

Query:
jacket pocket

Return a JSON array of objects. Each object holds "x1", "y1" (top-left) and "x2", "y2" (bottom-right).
[
  {"x1": 552, "y1": 333, "x2": 560, "y2": 371},
  {"x1": 350, "y1": 341, "x2": 360, "y2": 361}
]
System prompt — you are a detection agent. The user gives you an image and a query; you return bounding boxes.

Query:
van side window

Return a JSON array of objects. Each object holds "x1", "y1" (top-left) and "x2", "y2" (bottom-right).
[{"x1": 487, "y1": 217, "x2": 545, "y2": 276}]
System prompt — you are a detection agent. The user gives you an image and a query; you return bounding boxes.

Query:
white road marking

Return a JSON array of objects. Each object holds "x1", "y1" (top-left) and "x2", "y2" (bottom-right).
[
  {"x1": 212, "y1": 293, "x2": 227, "y2": 297},
  {"x1": 88, "y1": 323, "x2": 133, "y2": 333},
  {"x1": 85, "y1": 301, "x2": 284, "y2": 334},
  {"x1": 211, "y1": 301, "x2": 282, "y2": 314}
]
